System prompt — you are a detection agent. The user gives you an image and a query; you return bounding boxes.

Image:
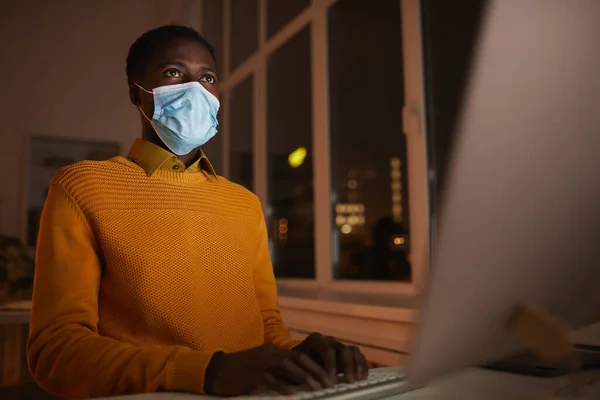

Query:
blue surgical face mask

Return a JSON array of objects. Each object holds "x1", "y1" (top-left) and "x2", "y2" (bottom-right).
[{"x1": 136, "y1": 82, "x2": 220, "y2": 155}]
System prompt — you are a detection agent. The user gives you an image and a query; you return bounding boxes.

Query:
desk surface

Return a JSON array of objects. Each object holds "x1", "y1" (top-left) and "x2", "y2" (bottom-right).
[
  {"x1": 0, "y1": 310, "x2": 30, "y2": 325},
  {"x1": 94, "y1": 367, "x2": 600, "y2": 400},
  {"x1": 3, "y1": 302, "x2": 599, "y2": 399},
  {"x1": 0, "y1": 300, "x2": 31, "y2": 325}
]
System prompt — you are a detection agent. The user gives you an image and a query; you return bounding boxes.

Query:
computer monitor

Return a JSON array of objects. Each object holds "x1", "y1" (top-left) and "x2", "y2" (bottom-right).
[{"x1": 407, "y1": 0, "x2": 600, "y2": 385}]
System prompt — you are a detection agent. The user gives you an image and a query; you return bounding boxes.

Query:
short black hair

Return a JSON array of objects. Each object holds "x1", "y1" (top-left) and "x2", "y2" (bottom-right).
[{"x1": 126, "y1": 25, "x2": 216, "y2": 85}]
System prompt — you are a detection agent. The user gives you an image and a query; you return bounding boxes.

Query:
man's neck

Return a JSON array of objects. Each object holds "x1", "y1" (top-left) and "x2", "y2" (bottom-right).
[
  {"x1": 141, "y1": 130, "x2": 200, "y2": 167},
  {"x1": 178, "y1": 150, "x2": 201, "y2": 167}
]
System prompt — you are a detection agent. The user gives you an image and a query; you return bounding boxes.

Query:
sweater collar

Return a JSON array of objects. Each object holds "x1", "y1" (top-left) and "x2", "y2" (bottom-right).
[{"x1": 127, "y1": 138, "x2": 217, "y2": 179}]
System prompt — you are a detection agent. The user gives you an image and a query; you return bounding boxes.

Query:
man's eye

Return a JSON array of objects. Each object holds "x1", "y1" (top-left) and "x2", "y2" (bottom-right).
[
  {"x1": 164, "y1": 69, "x2": 182, "y2": 78},
  {"x1": 201, "y1": 75, "x2": 216, "y2": 84}
]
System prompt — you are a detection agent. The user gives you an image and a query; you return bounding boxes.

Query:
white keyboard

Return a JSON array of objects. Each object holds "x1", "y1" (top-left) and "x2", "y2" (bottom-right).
[{"x1": 236, "y1": 370, "x2": 410, "y2": 400}]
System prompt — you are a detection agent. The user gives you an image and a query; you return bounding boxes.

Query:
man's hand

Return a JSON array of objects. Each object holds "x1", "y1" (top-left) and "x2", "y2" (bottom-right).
[
  {"x1": 205, "y1": 344, "x2": 334, "y2": 396},
  {"x1": 294, "y1": 333, "x2": 368, "y2": 384}
]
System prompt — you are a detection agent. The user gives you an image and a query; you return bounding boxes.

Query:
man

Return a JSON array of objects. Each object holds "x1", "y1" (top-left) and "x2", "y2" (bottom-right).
[{"x1": 27, "y1": 25, "x2": 368, "y2": 399}]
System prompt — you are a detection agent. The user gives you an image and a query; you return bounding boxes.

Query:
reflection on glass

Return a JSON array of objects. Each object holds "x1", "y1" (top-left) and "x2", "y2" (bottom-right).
[
  {"x1": 202, "y1": 0, "x2": 224, "y2": 69},
  {"x1": 267, "y1": 0, "x2": 310, "y2": 38},
  {"x1": 229, "y1": 77, "x2": 254, "y2": 191},
  {"x1": 267, "y1": 27, "x2": 314, "y2": 278},
  {"x1": 329, "y1": 0, "x2": 411, "y2": 281},
  {"x1": 230, "y1": 0, "x2": 258, "y2": 71}
]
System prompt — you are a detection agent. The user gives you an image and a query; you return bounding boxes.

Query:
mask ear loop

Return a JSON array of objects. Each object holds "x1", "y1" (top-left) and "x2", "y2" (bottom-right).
[
  {"x1": 138, "y1": 106, "x2": 153, "y2": 124},
  {"x1": 134, "y1": 83, "x2": 156, "y2": 124},
  {"x1": 134, "y1": 84, "x2": 183, "y2": 155},
  {"x1": 134, "y1": 83, "x2": 163, "y2": 140},
  {"x1": 135, "y1": 83, "x2": 153, "y2": 94}
]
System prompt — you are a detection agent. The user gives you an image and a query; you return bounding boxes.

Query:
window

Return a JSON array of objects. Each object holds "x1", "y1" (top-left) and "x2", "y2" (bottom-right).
[
  {"x1": 202, "y1": 0, "x2": 224, "y2": 69},
  {"x1": 200, "y1": 0, "x2": 224, "y2": 172},
  {"x1": 230, "y1": 0, "x2": 258, "y2": 71},
  {"x1": 229, "y1": 77, "x2": 254, "y2": 190},
  {"x1": 267, "y1": 0, "x2": 310, "y2": 38},
  {"x1": 267, "y1": 27, "x2": 314, "y2": 278},
  {"x1": 328, "y1": 0, "x2": 410, "y2": 281},
  {"x1": 204, "y1": 0, "x2": 428, "y2": 294}
]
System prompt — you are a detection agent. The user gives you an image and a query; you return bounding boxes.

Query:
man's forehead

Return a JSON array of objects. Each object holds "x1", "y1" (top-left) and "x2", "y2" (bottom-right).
[{"x1": 152, "y1": 38, "x2": 213, "y2": 64}]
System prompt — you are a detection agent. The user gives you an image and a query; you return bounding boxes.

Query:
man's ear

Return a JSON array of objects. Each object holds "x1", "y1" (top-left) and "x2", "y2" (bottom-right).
[{"x1": 129, "y1": 84, "x2": 141, "y2": 107}]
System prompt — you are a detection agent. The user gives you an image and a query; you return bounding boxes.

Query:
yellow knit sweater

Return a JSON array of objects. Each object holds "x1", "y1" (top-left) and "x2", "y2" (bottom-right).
[{"x1": 27, "y1": 155, "x2": 299, "y2": 399}]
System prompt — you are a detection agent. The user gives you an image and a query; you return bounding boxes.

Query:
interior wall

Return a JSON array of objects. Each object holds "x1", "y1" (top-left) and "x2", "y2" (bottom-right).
[{"x1": 0, "y1": 0, "x2": 200, "y2": 238}]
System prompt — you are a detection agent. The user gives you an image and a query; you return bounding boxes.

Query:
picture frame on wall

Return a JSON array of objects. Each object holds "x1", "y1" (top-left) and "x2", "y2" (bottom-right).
[{"x1": 22, "y1": 136, "x2": 121, "y2": 248}]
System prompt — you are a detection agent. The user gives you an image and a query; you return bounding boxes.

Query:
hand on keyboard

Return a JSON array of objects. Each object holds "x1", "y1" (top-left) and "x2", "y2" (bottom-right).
[
  {"x1": 205, "y1": 344, "x2": 334, "y2": 396},
  {"x1": 241, "y1": 370, "x2": 406, "y2": 400},
  {"x1": 293, "y1": 333, "x2": 369, "y2": 384}
]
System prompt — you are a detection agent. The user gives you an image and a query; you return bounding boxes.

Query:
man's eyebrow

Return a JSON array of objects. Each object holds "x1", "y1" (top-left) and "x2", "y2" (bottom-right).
[
  {"x1": 157, "y1": 61, "x2": 187, "y2": 68},
  {"x1": 157, "y1": 62, "x2": 219, "y2": 78},
  {"x1": 201, "y1": 66, "x2": 219, "y2": 78}
]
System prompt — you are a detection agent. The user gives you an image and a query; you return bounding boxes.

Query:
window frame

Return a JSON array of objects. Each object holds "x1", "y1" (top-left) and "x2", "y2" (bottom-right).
[{"x1": 204, "y1": 0, "x2": 430, "y2": 297}]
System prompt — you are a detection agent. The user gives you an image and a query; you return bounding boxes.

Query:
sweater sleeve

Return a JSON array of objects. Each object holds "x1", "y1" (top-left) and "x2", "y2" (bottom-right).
[
  {"x1": 27, "y1": 183, "x2": 218, "y2": 399},
  {"x1": 252, "y1": 209, "x2": 303, "y2": 350}
]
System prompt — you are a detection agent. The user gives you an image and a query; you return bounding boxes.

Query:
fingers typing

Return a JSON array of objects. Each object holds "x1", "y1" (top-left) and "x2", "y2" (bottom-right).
[
  {"x1": 295, "y1": 352, "x2": 333, "y2": 388},
  {"x1": 351, "y1": 346, "x2": 368, "y2": 380},
  {"x1": 262, "y1": 372, "x2": 295, "y2": 395}
]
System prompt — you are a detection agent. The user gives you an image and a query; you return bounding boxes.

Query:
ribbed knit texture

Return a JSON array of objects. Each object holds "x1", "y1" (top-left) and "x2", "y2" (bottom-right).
[{"x1": 27, "y1": 157, "x2": 300, "y2": 399}]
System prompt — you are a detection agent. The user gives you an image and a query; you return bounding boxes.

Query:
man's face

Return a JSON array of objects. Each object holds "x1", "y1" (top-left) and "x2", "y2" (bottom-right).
[{"x1": 130, "y1": 37, "x2": 219, "y2": 119}]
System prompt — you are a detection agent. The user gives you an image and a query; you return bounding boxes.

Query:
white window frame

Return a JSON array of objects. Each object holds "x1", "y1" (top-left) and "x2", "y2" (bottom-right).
[{"x1": 205, "y1": 0, "x2": 430, "y2": 300}]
